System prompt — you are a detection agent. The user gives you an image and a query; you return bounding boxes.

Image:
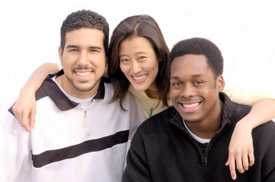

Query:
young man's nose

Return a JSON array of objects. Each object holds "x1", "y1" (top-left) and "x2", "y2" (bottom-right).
[
  {"x1": 180, "y1": 83, "x2": 197, "y2": 98},
  {"x1": 78, "y1": 51, "x2": 90, "y2": 64}
]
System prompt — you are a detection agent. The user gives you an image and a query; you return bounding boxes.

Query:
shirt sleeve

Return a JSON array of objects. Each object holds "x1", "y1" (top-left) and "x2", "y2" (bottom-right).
[
  {"x1": 122, "y1": 128, "x2": 152, "y2": 182},
  {"x1": 0, "y1": 112, "x2": 32, "y2": 182}
]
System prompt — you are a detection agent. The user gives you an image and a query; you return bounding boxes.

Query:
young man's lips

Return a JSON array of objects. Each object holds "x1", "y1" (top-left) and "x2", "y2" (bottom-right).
[
  {"x1": 74, "y1": 69, "x2": 94, "y2": 75},
  {"x1": 178, "y1": 102, "x2": 202, "y2": 113},
  {"x1": 73, "y1": 69, "x2": 95, "y2": 81}
]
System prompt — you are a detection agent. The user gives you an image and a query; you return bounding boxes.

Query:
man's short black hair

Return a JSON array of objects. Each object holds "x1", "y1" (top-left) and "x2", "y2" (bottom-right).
[
  {"x1": 170, "y1": 38, "x2": 223, "y2": 77},
  {"x1": 60, "y1": 10, "x2": 109, "y2": 54}
]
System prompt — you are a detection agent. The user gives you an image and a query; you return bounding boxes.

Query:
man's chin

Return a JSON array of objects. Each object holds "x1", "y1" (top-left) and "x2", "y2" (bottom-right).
[
  {"x1": 177, "y1": 111, "x2": 201, "y2": 123},
  {"x1": 72, "y1": 81, "x2": 97, "y2": 92}
]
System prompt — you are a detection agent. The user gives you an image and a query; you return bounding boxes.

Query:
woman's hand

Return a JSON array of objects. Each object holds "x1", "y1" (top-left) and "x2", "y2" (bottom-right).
[
  {"x1": 12, "y1": 88, "x2": 36, "y2": 132},
  {"x1": 226, "y1": 119, "x2": 255, "y2": 180}
]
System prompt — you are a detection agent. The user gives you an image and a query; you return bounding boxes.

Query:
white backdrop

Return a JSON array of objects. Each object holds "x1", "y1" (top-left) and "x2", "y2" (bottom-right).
[{"x1": 0, "y1": 0, "x2": 275, "y2": 117}]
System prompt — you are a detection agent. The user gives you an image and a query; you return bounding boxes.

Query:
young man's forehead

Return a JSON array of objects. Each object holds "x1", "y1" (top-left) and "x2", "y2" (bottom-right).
[{"x1": 64, "y1": 28, "x2": 105, "y2": 46}]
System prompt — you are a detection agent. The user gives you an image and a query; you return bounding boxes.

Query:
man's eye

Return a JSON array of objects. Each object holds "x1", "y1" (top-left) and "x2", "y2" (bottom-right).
[
  {"x1": 68, "y1": 48, "x2": 78, "y2": 52},
  {"x1": 89, "y1": 49, "x2": 100, "y2": 53},
  {"x1": 193, "y1": 80, "x2": 205, "y2": 87},
  {"x1": 171, "y1": 82, "x2": 182, "y2": 88}
]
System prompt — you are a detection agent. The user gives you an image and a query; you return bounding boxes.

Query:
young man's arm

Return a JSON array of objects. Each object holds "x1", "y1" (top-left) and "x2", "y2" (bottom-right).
[{"x1": 123, "y1": 129, "x2": 152, "y2": 182}]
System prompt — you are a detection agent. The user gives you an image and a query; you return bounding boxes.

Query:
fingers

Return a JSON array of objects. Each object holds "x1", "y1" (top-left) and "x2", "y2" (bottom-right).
[
  {"x1": 21, "y1": 111, "x2": 31, "y2": 132},
  {"x1": 236, "y1": 152, "x2": 245, "y2": 174},
  {"x1": 241, "y1": 147, "x2": 255, "y2": 171},
  {"x1": 241, "y1": 153, "x2": 249, "y2": 171},
  {"x1": 226, "y1": 151, "x2": 237, "y2": 180},
  {"x1": 12, "y1": 104, "x2": 21, "y2": 122},
  {"x1": 30, "y1": 106, "x2": 36, "y2": 129},
  {"x1": 12, "y1": 104, "x2": 31, "y2": 132},
  {"x1": 248, "y1": 148, "x2": 255, "y2": 166},
  {"x1": 226, "y1": 148, "x2": 255, "y2": 180}
]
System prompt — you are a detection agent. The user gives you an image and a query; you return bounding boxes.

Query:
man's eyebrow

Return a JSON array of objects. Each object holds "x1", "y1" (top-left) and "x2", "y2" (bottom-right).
[
  {"x1": 170, "y1": 76, "x2": 180, "y2": 80},
  {"x1": 65, "y1": 45, "x2": 102, "y2": 50},
  {"x1": 170, "y1": 74, "x2": 204, "y2": 80},
  {"x1": 65, "y1": 45, "x2": 79, "y2": 49},
  {"x1": 88, "y1": 46, "x2": 102, "y2": 50}
]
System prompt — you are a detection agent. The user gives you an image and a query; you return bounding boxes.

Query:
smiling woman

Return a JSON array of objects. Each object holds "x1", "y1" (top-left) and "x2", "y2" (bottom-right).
[{"x1": 119, "y1": 36, "x2": 159, "y2": 92}]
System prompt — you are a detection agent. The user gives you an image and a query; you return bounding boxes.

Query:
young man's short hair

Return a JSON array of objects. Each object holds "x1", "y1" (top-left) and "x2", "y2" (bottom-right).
[
  {"x1": 60, "y1": 10, "x2": 109, "y2": 54},
  {"x1": 170, "y1": 37, "x2": 224, "y2": 77}
]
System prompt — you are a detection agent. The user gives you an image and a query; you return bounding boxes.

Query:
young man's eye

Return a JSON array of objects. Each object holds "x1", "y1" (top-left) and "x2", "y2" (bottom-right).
[
  {"x1": 193, "y1": 80, "x2": 205, "y2": 87},
  {"x1": 89, "y1": 48, "x2": 100, "y2": 53},
  {"x1": 68, "y1": 48, "x2": 78, "y2": 52},
  {"x1": 171, "y1": 82, "x2": 182, "y2": 89}
]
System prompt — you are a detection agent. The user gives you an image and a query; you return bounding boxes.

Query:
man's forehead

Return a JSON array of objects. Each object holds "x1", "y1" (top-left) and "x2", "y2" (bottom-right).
[
  {"x1": 171, "y1": 55, "x2": 210, "y2": 74},
  {"x1": 64, "y1": 28, "x2": 104, "y2": 46}
]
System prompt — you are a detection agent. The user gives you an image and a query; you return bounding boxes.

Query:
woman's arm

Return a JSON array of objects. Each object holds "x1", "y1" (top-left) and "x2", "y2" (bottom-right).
[
  {"x1": 227, "y1": 98, "x2": 275, "y2": 180},
  {"x1": 12, "y1": 63, "x2": 59, "y2": 131}
]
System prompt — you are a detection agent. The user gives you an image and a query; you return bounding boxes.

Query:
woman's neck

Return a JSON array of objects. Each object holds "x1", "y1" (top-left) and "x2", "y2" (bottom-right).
[{"x1": 145, "y1": 84, "x2": 159, "y2": 99}]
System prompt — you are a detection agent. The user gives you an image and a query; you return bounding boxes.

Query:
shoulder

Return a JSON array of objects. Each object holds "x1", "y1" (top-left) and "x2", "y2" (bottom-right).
[
  {"x1": 252, "y1": 121, "x2": 275, "y2": 162},
  {"x1": 254, "y1": 120, "x2": 275, "y2": 138},
  {"x1": 221, "y1": 93, "x2": 251, "y2": 123},
  {"x1": 135, "y1": 107, "x2": 175, "y2": 136}
]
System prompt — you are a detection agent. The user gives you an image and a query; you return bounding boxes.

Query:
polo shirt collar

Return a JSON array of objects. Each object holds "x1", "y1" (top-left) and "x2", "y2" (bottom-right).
[{"x1": 41, "y1": 70, "x2": 105, "y2": 111}]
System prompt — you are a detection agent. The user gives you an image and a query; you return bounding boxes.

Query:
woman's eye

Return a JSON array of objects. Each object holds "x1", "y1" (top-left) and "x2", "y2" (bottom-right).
[
  {"x1": 120, "y1": 59, "x2": 129, "y2": 64},
  {"x1": 138, "y1": 56, "x2": 147, "y2": 62}
]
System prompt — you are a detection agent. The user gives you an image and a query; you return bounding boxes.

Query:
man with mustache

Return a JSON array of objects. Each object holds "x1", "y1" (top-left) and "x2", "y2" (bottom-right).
[{"x1": 1, "y1": 10, "x2": 144, "y2": 182}]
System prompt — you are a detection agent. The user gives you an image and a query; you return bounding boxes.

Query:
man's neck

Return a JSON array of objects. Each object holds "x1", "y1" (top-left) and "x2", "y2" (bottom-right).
[
  {"x1": 56, "y1": 75, "x2": 99, "y2": 99},
  {"x1": 185, "y1": 100, "x2": 222, "y2": 139}
]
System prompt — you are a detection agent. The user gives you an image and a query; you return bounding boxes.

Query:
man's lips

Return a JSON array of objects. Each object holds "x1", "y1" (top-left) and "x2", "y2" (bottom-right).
[
  {"x1": 73, "y1": 68, "x2": 95, "y2": 80},
  {"x1": 177, "y1": 101, "x2": 202, "y2": 113}
]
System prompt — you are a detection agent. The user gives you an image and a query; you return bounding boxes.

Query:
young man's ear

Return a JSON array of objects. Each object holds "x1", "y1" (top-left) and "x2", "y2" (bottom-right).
[
  {"x1": 217, "y1": 75, "x2": 225, "y2": 92},
  {"x1": 58, "y1": 47, "x2": 64, "y2": 66}
]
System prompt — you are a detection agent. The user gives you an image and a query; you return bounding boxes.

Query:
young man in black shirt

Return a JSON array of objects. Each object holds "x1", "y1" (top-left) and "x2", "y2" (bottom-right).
[{"x1": 123, "y1": 38, "x2": 275, "y2": 182}]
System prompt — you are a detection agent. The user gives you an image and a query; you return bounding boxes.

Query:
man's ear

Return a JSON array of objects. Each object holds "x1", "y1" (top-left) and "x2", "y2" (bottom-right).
[
  {"x1": 217, "y1": 75, "x2": 225, "y2": 92},
  {"x1": 58, "y1": 47, "x2": 63, "y2": 66}
]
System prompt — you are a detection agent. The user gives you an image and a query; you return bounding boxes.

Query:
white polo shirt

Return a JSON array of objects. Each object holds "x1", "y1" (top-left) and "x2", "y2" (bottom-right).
[{"x1": 1, "y1": 71, "x2": 146, "y2": 182}]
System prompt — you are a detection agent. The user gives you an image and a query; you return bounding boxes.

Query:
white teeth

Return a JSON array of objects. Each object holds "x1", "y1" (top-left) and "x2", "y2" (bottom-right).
[
  {"x1": 132, "y1": 75, "x2": 146, "y2": 81},
  {"x1": 75, "y1": 70, "x2": 93, "y2": 76},
  {"x1": 182, "y1": 103, "x2": 199, "y2": 108},
  {"x1": 75, "y1": 68, "x2": 94, "y2": 73}
]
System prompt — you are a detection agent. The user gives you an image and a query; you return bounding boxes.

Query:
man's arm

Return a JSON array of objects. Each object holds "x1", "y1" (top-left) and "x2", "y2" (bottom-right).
[{"x1": 123, "y1": 128, "x2": 152, "y2": 182}]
